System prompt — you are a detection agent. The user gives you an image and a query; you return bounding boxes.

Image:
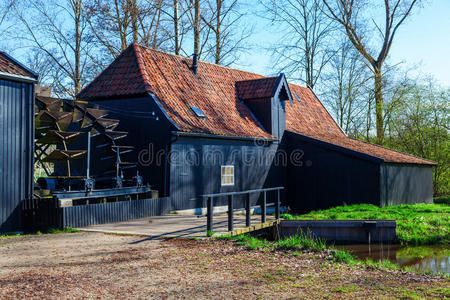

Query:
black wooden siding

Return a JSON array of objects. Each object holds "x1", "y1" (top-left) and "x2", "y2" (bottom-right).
[
  {"x1": 0, "y1": 79, "x2": 34, "y2": 233},
  {"x1": 285, "y1": 131, "x2": 382, "y2": 213},
  {"x1": 380, "y1": 164, "x2": 433, "y2": 206},
  {"x1": 169, "y1": 136, "x2": 285, "y2": 211},
  {"x1": 62, "y1": 197, "x2": 171, "y2": 228}
]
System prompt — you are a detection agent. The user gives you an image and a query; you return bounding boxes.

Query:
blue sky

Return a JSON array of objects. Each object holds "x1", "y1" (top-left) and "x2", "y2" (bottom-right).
[
  {"x1": 241, "y1": 0, "x2": 450, "y2": 87},
  {"x1": 5, "y1": 0, "x2": 449, "y2": 87}
]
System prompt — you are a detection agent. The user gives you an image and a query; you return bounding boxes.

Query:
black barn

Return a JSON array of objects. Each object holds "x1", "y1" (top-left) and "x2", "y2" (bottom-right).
[
  {"x1": 76, "y1": 44, "x2": 435, "y2": 213},
  {"x1": 0, "y1": 52, "x2": 36, "y2": 233}
]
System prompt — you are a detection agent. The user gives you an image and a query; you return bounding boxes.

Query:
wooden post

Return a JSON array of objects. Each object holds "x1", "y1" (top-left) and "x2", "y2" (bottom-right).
[
  {"x1": 207, "y1": 197, "x2": 213, "y2": 232},
  {"x1": 261, "y1": 191, "x2": 266, "y2": 223},
  {"x1": 275, "y1": 189, "x2": 280, "y2": 219},
  {"x1": 228, "y1": 195, "x2": 233, "y2": 231},
  {"x1": 245, "y1": 193, "x2": 250, "y2": 227}
]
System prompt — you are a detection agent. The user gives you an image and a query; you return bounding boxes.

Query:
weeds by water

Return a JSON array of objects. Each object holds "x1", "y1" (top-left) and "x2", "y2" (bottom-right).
[
  {"x1": 281, "y1": 203, "x2": 449, "y2": 245},
  {"x1": 274, "y1": 233, "x2": 326, "y2": 252},
  {"x1": 216, "y1": 233, "x2": 449, "y2": 276}
]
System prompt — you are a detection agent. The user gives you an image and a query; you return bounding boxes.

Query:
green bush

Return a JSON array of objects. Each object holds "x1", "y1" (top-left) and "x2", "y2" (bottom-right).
[{"x1": 434, "y1": 196, "x2": 450, "y2": 205}]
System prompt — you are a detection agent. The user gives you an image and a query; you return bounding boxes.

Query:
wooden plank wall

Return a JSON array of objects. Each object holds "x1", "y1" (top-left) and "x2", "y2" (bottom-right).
[{"x1": 61, "y1": 197, "x2": 171, "y2": 228}]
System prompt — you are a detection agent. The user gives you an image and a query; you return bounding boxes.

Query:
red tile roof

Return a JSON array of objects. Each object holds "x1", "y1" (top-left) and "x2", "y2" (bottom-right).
[
  {"x1": 0, "y1": 52, "x2": 37, "y2": 79},
  {"x1": 77, "y1": 44, "x2": 436, "y2": 165},
  {"x1": 236, "y1": 77, "x2": 279, "y2": 100}
]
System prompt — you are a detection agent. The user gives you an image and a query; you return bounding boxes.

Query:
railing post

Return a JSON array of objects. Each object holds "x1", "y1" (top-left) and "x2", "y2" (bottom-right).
[
  {"x1": 207, "y1": 197, "x2": 213, "y2": 233},
  {"x1": 245, "y1": 193, "x2": 251, "y2": 227},
  {"x1": 275, "y1": 189, "x2": 280, "y2": 219},
  {"x1": 228, "y1": 195, "x2": 234, "y2": 232},
  {"x1": 261, "y1": 191, "x2": 266, "y2": 223}
]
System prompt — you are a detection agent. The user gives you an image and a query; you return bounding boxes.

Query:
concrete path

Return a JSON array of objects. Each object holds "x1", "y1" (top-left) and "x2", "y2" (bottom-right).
[{"x1": 78, "y1": 214, "x2": 276, "y2": 238}]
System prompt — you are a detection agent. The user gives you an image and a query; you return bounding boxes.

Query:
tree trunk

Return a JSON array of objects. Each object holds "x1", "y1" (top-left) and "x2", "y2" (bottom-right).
[
  {"x1": 74, "y1": 0, "x2": 82, "y2": 95},
  {"x1": 374, "y1": 66, "x2": 384, "y2": 145},
  {"x1": 193, "y1": 0, "x2": 200, "y2": 58},
  {"x1": 215, "y1": 0, "x2": 221, "y2": 64},
  {"x1": 131, "y1": 0, "x2": 138, "y2": 43},
  {"x1": 173, "y1": 0, "x2": 180, "y2": 55}
]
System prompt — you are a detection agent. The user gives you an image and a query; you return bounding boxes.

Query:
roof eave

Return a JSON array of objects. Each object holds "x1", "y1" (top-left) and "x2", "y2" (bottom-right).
[
  {"x1": 172, "y1": 131, "x2": 278, "y2": 142},
  {"x1": 0, "y1": 71, "x2": 37, "y2": 83},
  {"x1": 0, "y1": 51, "x2": 39, "y2": 78}
]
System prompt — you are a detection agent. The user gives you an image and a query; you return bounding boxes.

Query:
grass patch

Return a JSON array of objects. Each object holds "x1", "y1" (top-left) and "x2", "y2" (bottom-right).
[
  {"x1": 331, "y1": 284, "x2": 360, "y2": 293},
  {"x1": 217, "y1": 233, "x2": 327, "y2": 252},
  {"x1": 1, "y1": 227, "x2": 79, "y2": 238},
  {"x1": 282, "y1": 203, "x2": 449, "y2": 245},
  {"x1": 274, "y1": 232, "x2": 326, "y2": 252},
  {"x1": 206, "y1": 230, "x2": 214, "y2": 237},
  {"x1": 0, "y1": 232, "x2": 22, "y2": 239},
  {"x1": 332, "y1": 249, "x2": 358, "y2": 265},
  {"x1": 221, "y1": 234, "x2": 270, "y2": 250},
  {"x1": 46, "y1": 227, "x2": 80, "y2": 234},
  {"x1": 363, "y1": 258, "x2": 399, "y2": 270}
]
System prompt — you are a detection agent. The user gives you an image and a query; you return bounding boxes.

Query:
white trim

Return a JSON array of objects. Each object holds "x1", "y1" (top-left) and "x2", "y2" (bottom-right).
[
  {"x1": 0, "y1": 71, "x2": 37, "y2": 83},
  {"x1": 221, "y1": 165, "x2": 235, "y2": 186}
]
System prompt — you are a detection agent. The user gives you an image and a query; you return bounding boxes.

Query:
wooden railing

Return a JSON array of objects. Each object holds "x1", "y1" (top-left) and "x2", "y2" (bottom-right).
[{"x1": 200, "y1": 187, "x2": 284, "y2": 233}]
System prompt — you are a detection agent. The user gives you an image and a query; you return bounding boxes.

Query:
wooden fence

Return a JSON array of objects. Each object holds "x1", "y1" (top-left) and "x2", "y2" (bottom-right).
[{"x1": 23, "y1": 197, "x2": 171, "y2": 230}]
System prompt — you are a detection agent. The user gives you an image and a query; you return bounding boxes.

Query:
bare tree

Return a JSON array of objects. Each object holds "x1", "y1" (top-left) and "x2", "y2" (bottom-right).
[
  {"x1": 130, "y1": 0, "x2": 139, "y2": 42},
  {"x1": 200, "y1": 0, "x2": 251, "y2": 65},
  {"x1": 321, "y1": 39, "x2": 370, "y2": 136},
  {"x1": 11, "y1": 0, "x2": 94, "y2": 97},
  {"x1": 86, "y1": 0, "x2": 134, "y2": 57},
  {"x1": 87, "y1": 0, "x2": 171, "y2": 59},
  {"x1": 261, "y1": 0, "x2": 334, "y2": 88},
  {"x1": 321, "y1": 0, "x2": 420, "y2": 144},
  {"x1": 173, "y1": 0, "x2": 181, "y2": 54},
  {"x1": 193, "y1": 0, "x2": 200, "y2": 59}
]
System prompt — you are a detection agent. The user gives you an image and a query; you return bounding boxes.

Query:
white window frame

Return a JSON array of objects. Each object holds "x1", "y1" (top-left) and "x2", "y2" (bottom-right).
[{"x1": 221, "y1": 165, "x2": 234, "y2": 186}]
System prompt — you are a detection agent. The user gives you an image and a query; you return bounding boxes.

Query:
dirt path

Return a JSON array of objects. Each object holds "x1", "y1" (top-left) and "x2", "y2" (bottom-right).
[{"x1": 0, "y1": 232, "x2": 448, "y2": 299}]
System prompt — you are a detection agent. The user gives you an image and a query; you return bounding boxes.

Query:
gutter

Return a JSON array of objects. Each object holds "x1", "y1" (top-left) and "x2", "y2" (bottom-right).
[
  {"x1": 0, "y1": 71, "x2": 37, "y2": 83},
  {"x1": 172, "y1": 131, "x2": 278, "y2": 143}
]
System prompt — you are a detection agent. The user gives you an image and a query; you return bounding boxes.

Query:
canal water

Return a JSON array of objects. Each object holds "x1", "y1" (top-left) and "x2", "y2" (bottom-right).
[{"x1": 336, "y1": 244, "x2": 449, "y2": 275}]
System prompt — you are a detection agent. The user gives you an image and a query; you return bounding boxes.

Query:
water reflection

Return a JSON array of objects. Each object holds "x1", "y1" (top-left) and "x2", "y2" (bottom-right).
[{"x1": 336, "y1": 244, "x2": 450, "y2": 275}]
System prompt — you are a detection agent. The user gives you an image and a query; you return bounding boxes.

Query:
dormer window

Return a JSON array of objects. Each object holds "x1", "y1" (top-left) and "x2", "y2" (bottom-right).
[
  {"x1": 235, "y1": 73, "x2": 293, "y2": 138},
  {"x1": 191, "y1": 106, "x2": 205, "y2": 118}
]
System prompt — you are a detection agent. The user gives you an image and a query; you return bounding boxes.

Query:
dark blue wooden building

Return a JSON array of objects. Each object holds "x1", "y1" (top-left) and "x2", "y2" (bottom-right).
[
  {"x1": 76, "y1": 44, "x2": 435, "y2": 213},
  {"x1": 0, "y1": 52, "x2": 37, "y2": 233}
]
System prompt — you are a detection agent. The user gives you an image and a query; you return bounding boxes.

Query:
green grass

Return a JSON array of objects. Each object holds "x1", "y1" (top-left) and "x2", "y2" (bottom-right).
[
  {"x1": 206, "y1": 230, "x2": 214, "y2": 237},
  {"x1": 332, "y1": 249, "x2": 358, "y2": 265},
  {"x1": 0, "y1": 227, "x2": 79, "y2": 238},
  {"x1": 274, "y1": 232, "x2": 326, "y2": 252},
  {"x1": 281, "y1": 203, "x2": 449, "y2": 245}
]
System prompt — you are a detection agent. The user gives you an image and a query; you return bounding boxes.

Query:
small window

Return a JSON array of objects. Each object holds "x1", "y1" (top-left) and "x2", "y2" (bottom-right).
[
  {"x1": 191, "y1": 106, "x2": 205, "y2": 118},
  {"x1": 221, "y1": 165, "x2": 234, "y2": 186},
  {"x1": 294, "y1": 93, "x2": 301, "y2": 103}
]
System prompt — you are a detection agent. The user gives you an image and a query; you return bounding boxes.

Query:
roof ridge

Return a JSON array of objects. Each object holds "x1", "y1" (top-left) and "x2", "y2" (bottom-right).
[
  {"x1": 347, "y1": 137, "x2": 437, "y2": 165},
  {"x1": 134, "y1": 43, "x2": 273, "y2": 79},
  {"x1": 236, "y1": 76, "x2": 279, "y2": 83},
  {"x1": 131, "y1": 43, "x2": 152, "y2": 92},
  {"x1": 77, "y1": 45, "x2": 134, "y2": 98}
]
